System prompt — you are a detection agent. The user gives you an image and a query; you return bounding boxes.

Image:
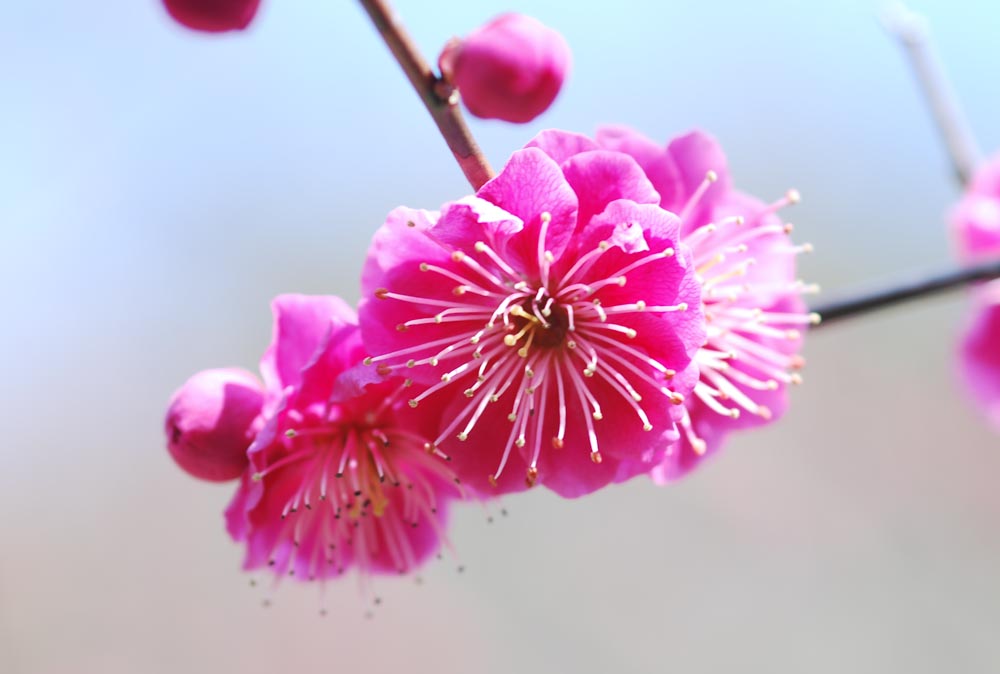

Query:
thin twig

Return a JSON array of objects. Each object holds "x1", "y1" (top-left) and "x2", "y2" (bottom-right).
[
  {"x1": 812, "y1": 259, "x2": 1000, "y2": 327},
  {"x1": 882, "y1": 2, "x2": 981, "y2": 185},
  {"x1": 358, "y1": 0, "x2": 495, "y2": 190}
]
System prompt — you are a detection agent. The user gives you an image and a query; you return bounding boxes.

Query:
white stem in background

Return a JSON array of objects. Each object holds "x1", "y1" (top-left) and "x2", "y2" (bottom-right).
[{"x1": 881, "y1": 1, "x2": 982, "y2": 186}]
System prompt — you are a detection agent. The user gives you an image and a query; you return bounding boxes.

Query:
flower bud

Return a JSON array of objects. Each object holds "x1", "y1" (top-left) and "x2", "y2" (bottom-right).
[
  {"x1": 439, "y1": 14, "x2": 570, "y2": 124},
  {"x1": 163, "y1": 0, "x2": 261, "y2": 33},
  {"x1": 165, "y1": 368, "x2": 264, "y2": 481}
]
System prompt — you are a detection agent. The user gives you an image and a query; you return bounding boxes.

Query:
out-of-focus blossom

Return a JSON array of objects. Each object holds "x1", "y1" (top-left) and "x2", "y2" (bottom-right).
[
  {"x1": 165, "y1": 368, "x2": 264, "y2": 481},
  {"x1": 439, "y1": 14, "x2": 570, "y2": 124},
  {"x1": 163, "y1": 0, "x2": 261, "y2": 33},
  {"x1": 950, "y1": 153, "x2": 1000, "y2": 263},
  {"x1": 950, "y1": 153, "x2": 1000, "y2": 432},
  {"x1": 595, "y1": 127, "x2": 813, "y2": 482},
  {"x1": 359, "y1": 139, "x2": 704, "y2": 498},
  {"x1": 959, "y1": 284, "x2": 1000, "y2": 431}
]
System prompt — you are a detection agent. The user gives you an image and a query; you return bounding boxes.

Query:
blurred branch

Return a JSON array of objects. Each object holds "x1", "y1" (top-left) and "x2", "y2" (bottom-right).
[
  {"x1": 359, "y1": 0, "x2": 495, "y2": 190},
  {"x1": 812, "y1": 258, "x2": 1000, "y2": 327},
  {"x1": 882, "y1": 2, "x2": 981, "y2": 186}
]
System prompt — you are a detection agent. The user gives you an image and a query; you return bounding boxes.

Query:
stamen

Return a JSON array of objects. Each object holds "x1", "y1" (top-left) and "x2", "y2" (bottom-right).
[{"x1": 679, "y1": 170, "x2": 719, "y2": 223}]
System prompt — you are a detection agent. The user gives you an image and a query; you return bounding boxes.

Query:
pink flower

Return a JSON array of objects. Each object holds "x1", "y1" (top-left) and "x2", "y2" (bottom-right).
[
  {"x1": 163, "y1": 0, "x2": 260, "y2": 33},
  {"x1": 950, "y1": 153, "x2": 1000, "y2": 263},
  {"x1": 165, "y1": 368, "x2": 264, "y2": 482},
  {"x1": 171, "y1": 294, "x2": 459, "y2": 581},
  {"x1": 439, "y1": 14, "x2": 570, "y2": 124},
  {"x1": 950, "y1": 153, "x2": 1000, "y2": 432},
  {"x1": 359, "y1": 142, "x2": 705, "y2": 498},
  {"x1": 594, "y1": 127, "x2": 813, "y2": 482},
  {"x1": 960, "y1": 284, "x2": 1000, "y2": 431}
]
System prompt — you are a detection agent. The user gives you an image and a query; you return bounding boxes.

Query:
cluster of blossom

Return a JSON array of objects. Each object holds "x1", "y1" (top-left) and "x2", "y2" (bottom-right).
[
  {"x1": 161, "y1": 1, "x2": 1000, "y2": 594},
  {"x1": 166, "y1": 118, "x2": 814, "y2": 585}
]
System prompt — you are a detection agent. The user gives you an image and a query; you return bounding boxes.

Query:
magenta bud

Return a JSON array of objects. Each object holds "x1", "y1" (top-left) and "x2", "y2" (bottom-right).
[
  {"x1": 163, "y1": 0, "x2": 261, "y2": 33},
  {"x1": 165, "y1": 368, "x2": 264, "y2": 481},
  {"x1": 440, "y1": 13, "x2": 570, "y2": 124}
]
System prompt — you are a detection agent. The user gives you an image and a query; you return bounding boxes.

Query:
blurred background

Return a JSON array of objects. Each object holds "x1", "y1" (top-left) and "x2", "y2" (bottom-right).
[{"x1": 3, "y1": 1, "x2": 1000, "y2": 672}]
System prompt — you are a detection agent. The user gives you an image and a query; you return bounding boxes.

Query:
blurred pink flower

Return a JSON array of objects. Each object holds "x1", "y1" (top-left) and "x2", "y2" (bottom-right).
[
  {"x1": 360, "y1": 143, "x2": 705, "y2": 497},
  {"x1": 439, "y1": 13, "x2": 570, "y2": 123},
  {"x1": 949, "y1": 153, "x2": 1000, "y2": 263},
  {"x1": 959, "y1": 284, "x2": 1000, "y2": 431},
  {"x1": 170, "y1": 294, "x2": 459, "y2": 581},
  {"x1": 950, "y1": 153, "x2": 1000, "y2": 432},
  {"x1": 163, "y1": 0, "x2": 260, "y2": 33},
  {"x1": 165, "y1": 368, "x2": 264, "y2": 481},
  {"x1": 594, "y1": 127, "x2": 813, "y2": 482}
]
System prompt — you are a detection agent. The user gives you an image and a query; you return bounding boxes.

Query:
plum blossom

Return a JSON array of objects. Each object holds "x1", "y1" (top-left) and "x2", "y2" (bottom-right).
[
  {"x1": 950, "y1": 153, "x2": 1000, "y2": 432},
  {"x1": 359, "y1": 142, "x2": 705, "y2": 497},
  {"x1": 163, "y1": 0, "x2": 260, "y2": 33},
  {"x1": 166, "y1": 294, "x2": 460, "y2": 583},
  {"x1": 594, "y1": 127, "x2": 814, "y2": 481},
  {"x1": 439, "y1": 14, "x2": 570, "y2": 124}
]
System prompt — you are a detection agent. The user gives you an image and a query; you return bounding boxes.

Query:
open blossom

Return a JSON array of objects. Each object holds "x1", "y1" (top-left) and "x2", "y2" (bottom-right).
[
  {"x1": 950, "y1": 152, "x2": 1000, "y2": 432},
  {"x1": 439, "y1": 14, "x2": 570, "y2": 124},
  {"x1": 360, "y1": 141, "x2": 705, "y2": 497},
  {"x1": 593, "y1": 127, "x2": 814, "y2": 481},
  {"x1": 167, "y1": 294, "x2": 460, "y2": 582},
  {"x1": 163, "y1": 0, "x2": 260, "y2": 32}
]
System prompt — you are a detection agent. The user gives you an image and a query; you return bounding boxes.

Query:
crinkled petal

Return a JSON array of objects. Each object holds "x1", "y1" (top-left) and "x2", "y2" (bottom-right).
[
  {"x1": 525, "y1": 129, "x2": 600, "y2": 165},
  {"x1": 595, "y1": 125, "x2": 681, "y2": 204},
  {"x1": 260, "y1": 294, "x2": 357, "y2": 395},
  {"x1": 477, "y1": 147, "x2": 580, "y2": 268},
  {"x1": 560, "y1": 150, "x2": 661, "y2": 232},
  {"x1": 434, "y1": 196, "x2": 525, "y2": 263}
]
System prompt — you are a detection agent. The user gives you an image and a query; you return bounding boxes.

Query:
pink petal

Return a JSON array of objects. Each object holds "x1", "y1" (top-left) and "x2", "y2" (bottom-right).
[
  {"x1": 477, "y1": 147, "x2": 580, "y2": 270},
  {"x1": 525, "y1": 129, "x2": 600, "y2": 165},
  {"x1": 259, "y1": 294, "x2": 357, "y2": 395},
  {"x1": 560, "y1": 150, "x2": 661, "y2": 231},
  {"x1": 595, "y1": 125, "x2": 681, "y2": 204}
]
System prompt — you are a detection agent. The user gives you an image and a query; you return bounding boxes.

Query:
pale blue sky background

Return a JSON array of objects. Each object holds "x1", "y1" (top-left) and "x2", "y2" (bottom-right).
[{"x1": 3, "y1": 2, "x2": 1000, "y2": 673}]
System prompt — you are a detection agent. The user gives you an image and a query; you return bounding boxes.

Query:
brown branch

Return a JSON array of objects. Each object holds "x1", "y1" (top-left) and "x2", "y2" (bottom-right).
[
  {"x1": 812, "y1": 258, "x2": 1000, "y2": 327},
  {"x1": 359, "y1": 0, "x2": 495, "y2": 190}
]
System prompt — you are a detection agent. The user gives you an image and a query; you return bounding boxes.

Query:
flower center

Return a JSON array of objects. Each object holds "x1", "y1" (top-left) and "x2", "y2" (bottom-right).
[
  {"x1": 247, "y1": 396, "x2": 457, "y2": 579},
  {"x1": 507, "y1": 291, "x2": 569, "y2": 350}
]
